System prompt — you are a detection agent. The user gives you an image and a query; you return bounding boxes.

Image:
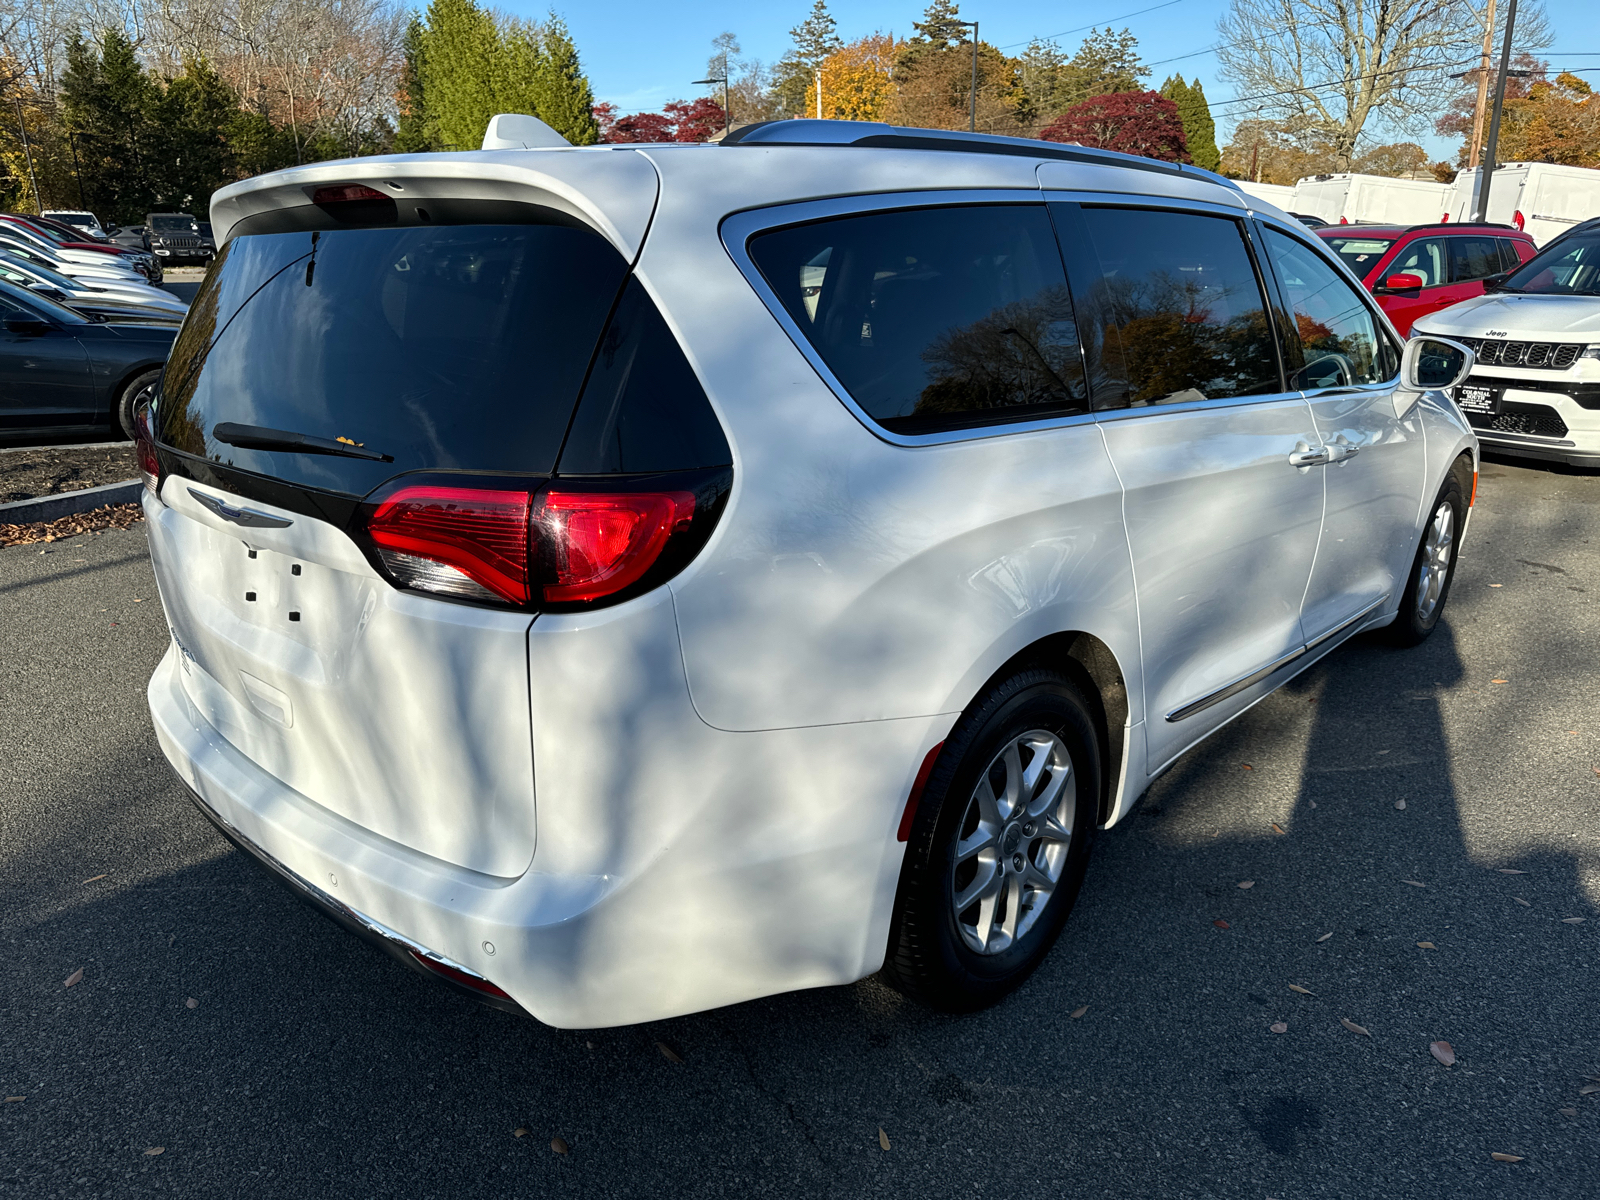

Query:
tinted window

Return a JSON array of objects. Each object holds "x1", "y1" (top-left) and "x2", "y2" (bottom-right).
[
  {"x1": 749, "y1": 205, "x2": 1087, "y2": 434},
  {"x1": 1262, "y1": 228, "x2": 1394, "y2": 389},
  {"x1": 1063, "y1": 206, "x2": 1280, "y2": 408},
  {"x1": 1322, "y1": 236, "x2": 1396, "y2": 281},
  {"x1": 1503, "y1": 229, "x2": 1600, "y2": 295},
  {"x1": 1496, "y1": 239, "x2": 1524, "y2": 272},
  {"x1": 156, "y1": 223, "x2": 629, "y2": 496},
  {"x1": 1450, "y1": 237, "x2": 1501, "y2": 282},
  {"x1": 558, "y1": 277, "x2": 731, "y2": 474},
  {"x1": 1387, "y1": 237, "x2": 1447, "y2": 287}
]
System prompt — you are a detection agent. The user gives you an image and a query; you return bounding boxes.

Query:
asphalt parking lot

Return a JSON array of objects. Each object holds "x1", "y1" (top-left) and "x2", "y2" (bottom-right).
[{"x1": 2, "y1": 455, "x2": 1597, "y2": 1199}]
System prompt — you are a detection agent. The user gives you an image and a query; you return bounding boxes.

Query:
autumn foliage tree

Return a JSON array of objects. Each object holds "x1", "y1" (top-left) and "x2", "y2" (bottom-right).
[
  {"x1": 807, "y1": 34, "x2": 903, "y2": 122},
  {"x1": 1041, "y1": 91, "x2": 1189, "y2": 162}
]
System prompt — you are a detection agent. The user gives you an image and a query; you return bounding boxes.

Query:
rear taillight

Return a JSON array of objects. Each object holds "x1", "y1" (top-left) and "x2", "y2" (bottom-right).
[
  {"x1": 312, "y1": 184, "x2": 388, "y2": 204},
  {"x1": 133, "y1": 407, "x2": 161, "y2": 499},
  {"x1": 1513, "y1": 210, "x2": 1525, "y2": 231},
  {"x1": 366, "y1": 485, "x2": 532, "y2": 604},
  {"x1": 536, "y1": 491, "x2": 695, "y2": 604}
]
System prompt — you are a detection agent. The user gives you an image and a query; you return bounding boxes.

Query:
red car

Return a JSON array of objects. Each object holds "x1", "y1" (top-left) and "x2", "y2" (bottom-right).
[{"x1": 1317, "y1": 223, "x2": 1537, "y2": 336}]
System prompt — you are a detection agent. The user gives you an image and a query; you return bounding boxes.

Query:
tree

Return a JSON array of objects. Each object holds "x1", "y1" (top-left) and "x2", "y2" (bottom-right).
[
  {"x1": 1017, "y1": 27, "x2": 1149, "y2": 128},
  {"x1": 1161, "y1": 75, "x2": 1219, "y2": 171},
  {"x1": 1436, "y1": 53, "x2": 1546, "y2": 166},
  {"x1": 394, "y1": 16, "x2": 434, "y2": 152},
  {"x1": 1216, "y1": 0, "x2": 1552, "y2": 170},
  {"x1": 419, "y1": 0, "x2": 499, "y2": 150},
  {"x1": 1351, "y1": 141, "x2": 1430, "y2": 177},
  {"x1": 529, "y1": 16, "x2": 599, "y2": 144},
  {"x1": 773, "y1": 0, "x2": 843, "y2": 117},
  {"x1": 605, "y1": 112, "x2": 675, "y2": 143},
  {"x1": 1041, "y1": 91, "x2": 1189, "y2": 162},
  {"x1": 809, "y1": 34, "x2": 904, "y2": 123},
  {"x1": 665, "y1": 98, "x2": 726, "y2": 142},
  {"x1": 1514, "y1": 73, "x2": 1600, "y2": 166}
]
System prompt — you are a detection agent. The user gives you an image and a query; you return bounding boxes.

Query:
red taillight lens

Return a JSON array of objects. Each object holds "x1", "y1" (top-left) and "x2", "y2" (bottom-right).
[
  {"x1": 1513, "y1": 210, "x2": 1525, "y2": 231},
  {"x1": 133, "y1": 406, "x2": 161, "y2": 498},
  {"x1": 366, "y1": 486, "x2": 531, "y2": 604},
  {"x1": 537, "y1": 490, "x2": 695, "y2": 604},
  {"x1": 312, "y1": 183, "x2": 388, "y2": 204}
]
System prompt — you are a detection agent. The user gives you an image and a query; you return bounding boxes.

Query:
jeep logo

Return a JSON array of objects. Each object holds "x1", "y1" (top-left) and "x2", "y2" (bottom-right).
[{"x1": 1486, "y1": 329, "x2": 1508, "y2": 336}]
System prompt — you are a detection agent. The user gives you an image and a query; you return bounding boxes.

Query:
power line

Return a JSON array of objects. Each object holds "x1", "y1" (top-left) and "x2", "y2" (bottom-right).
[{"x1": 995, "y1": 0, "x2": 1190, "y2": 52}]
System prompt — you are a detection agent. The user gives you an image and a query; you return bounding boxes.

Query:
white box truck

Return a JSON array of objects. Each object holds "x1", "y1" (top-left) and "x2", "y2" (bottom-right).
[
  {"x1": 1446, "y1": 163, "x2": 1600, "y2": 245},
  {"x1": 1235, "y1": 180, "x2": 1297, "y2": 210},
  {"x1": 1292, "y1": 173, "x2": 1453, "y2": 226}
]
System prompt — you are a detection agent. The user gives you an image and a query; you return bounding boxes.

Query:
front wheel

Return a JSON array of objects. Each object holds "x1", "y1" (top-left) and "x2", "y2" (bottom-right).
[
  {"x1": 1386, "y1": 472, "x2": 1466, "y2": 646},
  {"x1": 882, "y1": 669, "x2": 1101, "y2": 1012}
]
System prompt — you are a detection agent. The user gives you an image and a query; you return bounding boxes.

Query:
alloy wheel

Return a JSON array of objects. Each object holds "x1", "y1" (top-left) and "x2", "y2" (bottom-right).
[
  {"x1": 1414, "y1": 500, "x2": 1455, "y2": 623},
  {"x1": 949, "y1": 729, "x2": 1076, "y2": 956}
]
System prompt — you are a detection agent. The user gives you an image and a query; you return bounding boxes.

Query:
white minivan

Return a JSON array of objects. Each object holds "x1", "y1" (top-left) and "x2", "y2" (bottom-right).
[{"x1": 140, "y1": 119, "x2": 1479, "y2": 1028}]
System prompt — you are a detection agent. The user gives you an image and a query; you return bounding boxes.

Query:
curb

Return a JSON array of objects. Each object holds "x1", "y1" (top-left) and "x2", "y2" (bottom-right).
[{"x1": 0, "y1": 480, "x2": 142, "y2": 524}]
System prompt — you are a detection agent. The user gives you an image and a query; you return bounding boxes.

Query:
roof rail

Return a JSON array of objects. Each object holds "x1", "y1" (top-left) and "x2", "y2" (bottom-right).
[{"x1": 720, "y1": 119, "x2": 1240, "y2": 189}]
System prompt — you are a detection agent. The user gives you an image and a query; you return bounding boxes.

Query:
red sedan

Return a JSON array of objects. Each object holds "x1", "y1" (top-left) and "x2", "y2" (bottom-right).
[{"x1": 1317, "y1": 223, "x2": 1537, "y2": 335}]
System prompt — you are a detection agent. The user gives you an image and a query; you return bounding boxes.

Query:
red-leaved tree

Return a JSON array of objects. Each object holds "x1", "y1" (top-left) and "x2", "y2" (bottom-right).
[
  {"x1": 665, "y1": 98, "x2": 726, "y2": 142},
  {"x1": 605, "y1": 111, "x2": 676, "y2": 143},
  {"x1": 1041, "y1": 91, "x2": 1190, "y2": 163}
]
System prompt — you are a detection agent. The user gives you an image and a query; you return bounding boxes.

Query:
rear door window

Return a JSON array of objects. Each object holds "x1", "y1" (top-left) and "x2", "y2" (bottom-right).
[
  {"x1": 1385, "y1": 237, "x2": 1447, "y2": 287},
  {"x1": 748, "y1": 204, "x2": 1088, "y2": 435},
  {"x1": 1053, "y1": 205, "x2": 1282, "y2": 409},
  {"x1": 1449, "y1": 237, "x2": 1502, "y2": 282},
  {"x1": 1261, "y1": 227, "x2": 1396, "y2": 389},
  {"x1": 157, "y1": 223, "x2": 630, "y2": 496}
]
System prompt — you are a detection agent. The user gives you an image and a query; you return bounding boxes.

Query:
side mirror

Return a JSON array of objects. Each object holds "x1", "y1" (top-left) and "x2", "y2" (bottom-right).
[
  {"x1": 3, "y1": 316, "x2": 52, "y2": 336},
  {"x1": 1402, "y1": 335, "x2": 1475, "y2": 392},
  {"x1": 1382, "y1": 273, "x2": 1425, "y2": 291}
]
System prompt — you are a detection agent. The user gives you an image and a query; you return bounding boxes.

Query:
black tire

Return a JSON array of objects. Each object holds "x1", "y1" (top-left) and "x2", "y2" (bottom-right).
[
  {"x1": 883, "y1": 669, "x2": 1101, "y2": 1012},
  {"x1": 1386, "y1": 469, "x2": 1467, "y2": 647},
  {"x1": 115, "y1": 368, "x2": 161, "y2": 441}
]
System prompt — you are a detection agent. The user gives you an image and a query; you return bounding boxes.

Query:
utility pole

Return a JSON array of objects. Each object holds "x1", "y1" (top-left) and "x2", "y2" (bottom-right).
[
  {"x1": 816, "y1": 66, "x2": 822, "y2": 119},
  {"x1": 1468, "y1": 0, "x2": 1497, "y2": 171},
  {"x1": 957, "y1": 21, "x2": 980, "y2": 132},
  {"x1": 14, "y1": 95, "x2": 43, "y2": 215},
  {"x1": 1249, "y1": 105, "x2": 1264, "y2": 183},
  {"x1": 1472, "y1": 0, "x2": 1518, "y2": 222},
  {"x1": 68, "y1": 131, "x2": 87, "y2": 210}
]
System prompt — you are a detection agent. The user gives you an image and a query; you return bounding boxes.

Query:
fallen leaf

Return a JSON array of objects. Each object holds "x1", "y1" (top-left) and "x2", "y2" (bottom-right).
[
  {"x1": 1497, "y1": 869, "x2": 1526, "y2": 875},
  {"x1": 1429, "y1": 1040, "x2": 1456, "y2": 1066},
  {"x1": 1213, "y1": 919, "x2": 1230, "y2": 930},
  {"x1": 63, "y1": 968, "x2": 83, "y2": 988},
  {"x1": 1271, "y1": 823, "x2": 1286, "y2": 835},
  {"x1": 4, "y1": 1096, "x2": 23, "y2": 1102},
  {"x1": 1514, "y1": 897, "x2": 1530, "y2": 906},
  {"x1": 550, "y1": 1137, "x2": 568, "y2": 1155},
  {"x1": 82, "y1": 874, "x2": 108, "y2": 884},
  {"x1": 144, "y1": 1147, "x2": 164, "y2": 1156},
  {"x1": 513, "y1": 1128, "x2": 528, "y2": 1138},
  {"x1": 1315, "y1": 932, "x2": 1333, "y2": 943},
  {"x1": 1417, "y1": 942, "x2": 1436, "y2": 949},
  {"x1": 1395, "y1": 799, "x2": 1407, "y2": 810},
  {"x1": 1490, "y1": 1153, "x2": 1523, "y2": 1163},
  {"x1": 1560, "y1": 1107, "x2": 1579, "y2": 1117},
  {"x1": 1579, "y1": 1084, "x2": 1600, "y2": 1096},
  {"x1": 1402, "y1": 880, "x2": 1426, "y2": 888},
  {"x1": 1562, "y1": 917, "x2": 1586, "y2": 924},
  {"x1": 1242, "y1": 763, "x2": 1253, "y2": 770},
  {"x1": 1491, "y1": 679, "x2": 1508, "y2": 684},
  {"x1": 1487, "y1": 583, "x2": 1503, "y2": 588},
  {"x1": 1340, "y1": 1018, "x2": 1370, "y2": 1036},
  {"x1": 1070, "y1": 1005, "x2": 1089, "y2": 1019},
  {"x1": 1269, "y1": 1022, "x2": 1288, "y2": 1034},
  {"x1": 1288, "y1": 984, "x2": 1314, "y2": 995},
  {"x1": 878, "y1": 1128, "x2": 891, "y2": 1151},
  {"x1": 1237, "y1": 880, "x2": 1255, "y2": 889},
  {"x1": 655, "y1": 1041, "x2": 683, "y2": 1064},
  {"x1": 185, "y1": 997, "x2": 197, "y2": 1009},
  {"x1": 1308, "y1": 799, "x2": 1317, "y2": 808}
]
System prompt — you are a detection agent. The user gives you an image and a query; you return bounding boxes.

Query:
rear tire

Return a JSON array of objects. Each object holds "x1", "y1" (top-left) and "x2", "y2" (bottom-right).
[
  {"x1": 116, "y1": 368, "x2": 161, "y2": 441},
  {"x1": 882, "y1": 669, "x2": 1100, "y2": 1012},
  {"x1": 1386, "y1": 472, "x2": 1466, "y2": 646}
]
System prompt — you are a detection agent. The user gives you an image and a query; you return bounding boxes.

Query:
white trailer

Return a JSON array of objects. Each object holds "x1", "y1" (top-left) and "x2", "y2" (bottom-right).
[
  {"x1": 1291, "y1": 173, "x2": 1453, "y2": 226},
  {"x1": 1235, "y1": 180, "x2": 1297, "y2": 210},
  {"x1": 1446, "y1": 163, "x2": 1600, "y2": 245}
]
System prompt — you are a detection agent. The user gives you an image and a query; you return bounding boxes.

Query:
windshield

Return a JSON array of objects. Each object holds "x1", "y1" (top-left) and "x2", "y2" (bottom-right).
[
  {"x1": 151, "y1": 215, "x2": 198, "y2": 232},
  {"x1": 54, "y1": 214, "x2": 95, "y2": 228},
  {"x1": 0, "y1": 252, "x2": 78, "y2": 292},
  {"x1": 156, "y1": 222, "x2": 630, "y2": 497},
  {"x1": 1502, "y1": 230, "x2": 1600, "y2": 295},
  {"x1": 1321, "y1": 236, "x2": 1397, "y2": 281},
  {"x1": 0, "y1": 278, "x2": 88, "y2": 324}
]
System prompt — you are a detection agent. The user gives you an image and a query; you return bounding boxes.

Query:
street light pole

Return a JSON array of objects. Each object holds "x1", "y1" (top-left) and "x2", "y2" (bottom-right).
[
  {"x1": 816, "y1": 66, "x2": 823, "y2": 120},
  {"x1": 14, "y1": 95, "x2": 43, "y2": 215},
  {"x1": 692, "y1": 75, "x2": 731, "y2": 137},
  {"x1": 68, "y1": 131, "x2": 87, "y2": 210},
  {"x1": 956, "y1": 20, "x2": 980, "y2": 133},
  {"x1": 1472, "y1": 0, "x2": 1518, "y2": 223}
]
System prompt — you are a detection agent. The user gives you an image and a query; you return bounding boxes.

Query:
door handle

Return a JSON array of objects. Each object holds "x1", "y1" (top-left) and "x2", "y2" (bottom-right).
[
  {"x1": 1288, "y1": 444, "x2": 1331, "y2": 467},
  {"x1": 1330, "y1": 435, "x2": 1362, "y2": 462}
]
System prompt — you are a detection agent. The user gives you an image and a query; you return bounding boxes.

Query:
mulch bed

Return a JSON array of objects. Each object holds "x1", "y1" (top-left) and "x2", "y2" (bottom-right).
[
  {"x1": 1, "y1": 444, "x2": 137, "y2": 504},
  {"x1": 0, "y1": 503, "x2": 145, "y2": 548}
]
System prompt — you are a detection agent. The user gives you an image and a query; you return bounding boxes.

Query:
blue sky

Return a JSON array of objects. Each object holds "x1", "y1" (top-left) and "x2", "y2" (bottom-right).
[{"x1": 513, "y1": 0, "x2": 1600, "y2": 159}]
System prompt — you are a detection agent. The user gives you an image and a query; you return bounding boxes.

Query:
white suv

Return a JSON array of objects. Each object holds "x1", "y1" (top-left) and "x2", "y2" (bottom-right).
[
  {"x1": 1413, "y1": 219, "x2": 1600, "y2": 469},
  {"x1": 140, "y1": 119, "x2": 1478, "y2": 1028}
]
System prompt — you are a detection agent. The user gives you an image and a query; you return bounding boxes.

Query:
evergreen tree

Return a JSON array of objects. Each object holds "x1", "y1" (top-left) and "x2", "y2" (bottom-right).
[
  {"x1": 1184, "y1": 78, "x2": 1220, "y2": 171},
  {"x1": 774, "y1": 0, "x2": 843, "y2": 118},
  {"x1": 394, "y1": 16, "x2": 435, "y2": 152},
  {"x1": 419, "y1": 0, "x2": 500, "y2": 150},
  {"x1": 531, "y1": 17, "x2": 599, "y2": 145},
  {"x1": 911, "y1": 0, "x2": 968, "y2": 48},
  {"x1": 60, "y1": 31, "x2": 159, "y2": 221},
  {"x1": 154, "y1": 57, "x2": 237, "y2": 211}
]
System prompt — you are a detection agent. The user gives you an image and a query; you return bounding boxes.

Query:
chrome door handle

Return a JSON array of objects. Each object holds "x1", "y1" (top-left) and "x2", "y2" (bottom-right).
[{"x1": 1288, "y1": 444, "x2": 1331, "y2": 467}]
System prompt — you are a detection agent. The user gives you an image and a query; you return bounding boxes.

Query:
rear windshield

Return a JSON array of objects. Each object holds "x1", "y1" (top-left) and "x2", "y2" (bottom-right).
[
  {"x1": 1321, "y1": 236, "x2": 1396, "y2": 280},
  {"x1": 156, "y1": 223, "x2": 630, "y2": 496}
]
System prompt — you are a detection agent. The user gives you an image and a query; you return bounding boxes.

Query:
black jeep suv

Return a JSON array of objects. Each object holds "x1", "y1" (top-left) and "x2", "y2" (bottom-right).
[{"x1": 144, "y1": 213, "x2": 214, "y2": 266}]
